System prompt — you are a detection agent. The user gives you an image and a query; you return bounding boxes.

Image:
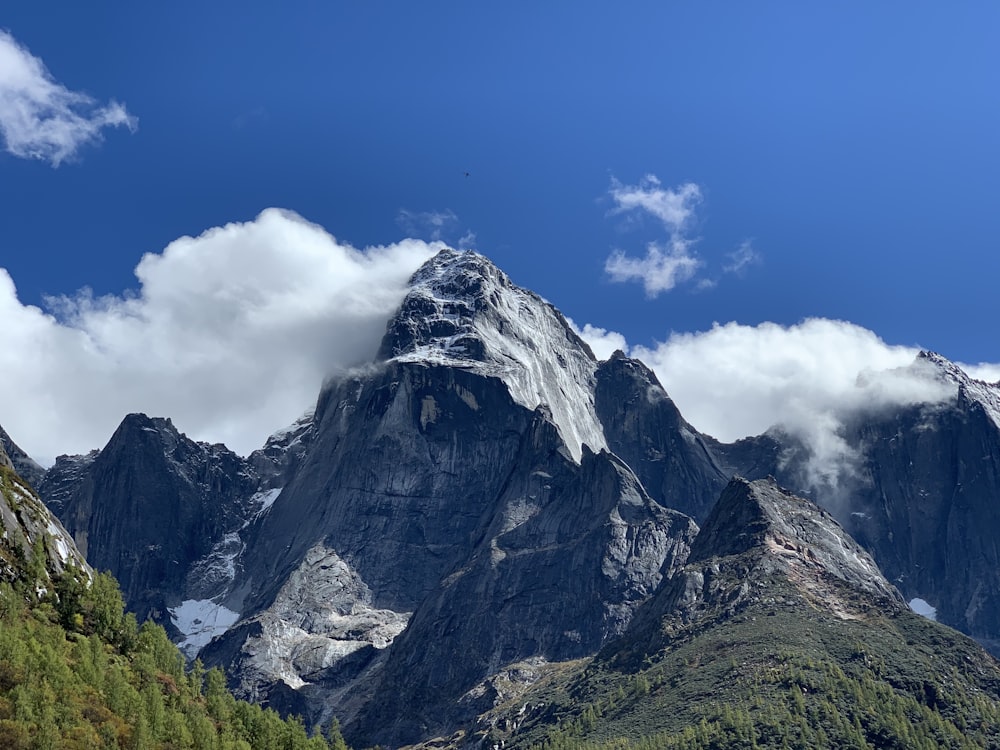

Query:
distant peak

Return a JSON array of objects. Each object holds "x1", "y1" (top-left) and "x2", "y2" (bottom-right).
[
  {"x1": 690, "y1": 477, "x2": 901, "y2": 604},
  {"x1": 914, "y1": 351, "x2": 1000, "y2": 429}
]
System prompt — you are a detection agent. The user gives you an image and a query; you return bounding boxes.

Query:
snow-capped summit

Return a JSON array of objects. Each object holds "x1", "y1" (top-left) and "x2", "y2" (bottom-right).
[
  {"x1": 917, "y1": 350, "x2": 1000, "y2": 429},
  {"x1": 378, "y1": 248, "x2": 607, "y2": 461}
]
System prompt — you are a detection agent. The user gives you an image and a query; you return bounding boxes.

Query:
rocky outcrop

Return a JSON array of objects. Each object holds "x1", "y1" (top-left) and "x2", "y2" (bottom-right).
[
  {"x1": 0, "y1": 422, "x2": 45, "y2": 489},
  {"x1": 353, "y1": 422, "x2": 698, "y2": 746},
  {"x1": 595, "y1": 352, "x2": 731, "y2": 521},
  {"x1": 44, "y1": 414, "x2": 261, "y2": 627},
  {"x1": 1, "y1": 424, "x2": 89, "y2": 585},
  {"x1": 625, "y1": 477, "x2": 903, "y2": 658}
]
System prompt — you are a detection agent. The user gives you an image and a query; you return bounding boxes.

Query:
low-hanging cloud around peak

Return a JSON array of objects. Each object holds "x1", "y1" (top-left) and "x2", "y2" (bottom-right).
[
  {"x1": 0, "y1": 30, "x2": 137, "y2": 166},
  {"x1": 576, "y1": 317, "x2": 981, "y2": 491},
  {"x1": 0, "y1": 209, "x2": 439, "y2": 464}
]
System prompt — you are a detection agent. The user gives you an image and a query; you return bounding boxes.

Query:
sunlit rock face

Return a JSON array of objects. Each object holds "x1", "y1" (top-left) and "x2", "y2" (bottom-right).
[{"x1": 623, "y1": 476, "x2": 905, "y2": 661}]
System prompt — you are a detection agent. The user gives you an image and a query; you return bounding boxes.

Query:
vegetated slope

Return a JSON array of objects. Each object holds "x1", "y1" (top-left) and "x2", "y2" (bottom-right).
[
  {"x1": 0, "y1": 444, "x2": 346, "y2": 750},
  {"x1": 486, "y1": 478, "x2": 1000, "y2": 750}
]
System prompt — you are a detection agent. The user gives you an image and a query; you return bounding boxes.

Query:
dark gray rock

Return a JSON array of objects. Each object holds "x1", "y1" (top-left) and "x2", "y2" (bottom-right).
[
  {"x1": 836, "y1": 352, "x2": 1000, "y2": 651},
  {"x1": 353, "y1": 420, "x2": 698, "y2": 746},
  {"x1": 595, "y1": 351, "x2": 731, "y2": 521},
  {"x1": 44, "y1": 413, "x2": 260, "y2": 627},
  {"x1": 0, "y1": 422, "x2": 45, "y2": 489},
  {"x1": 624, "y1": 477, "x2": 904, "y2": 658}
]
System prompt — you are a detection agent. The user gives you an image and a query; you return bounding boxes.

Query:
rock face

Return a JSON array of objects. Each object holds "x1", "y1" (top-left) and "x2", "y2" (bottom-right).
[
  {"x1": 626, "y1": 476, "x2": 904, "y2": 657},
  {"x1": 0, "y1": 426, "x2": 89, "y2": 586},
  {"x1": 355, "y1": 436, "x2": 697, "y2": 746},
  {"x1": 44, "y1": 414, "x2": 262, "y2": 627},
  {"x1": 838, "y1": 351, "x2": 1000, "y2": 650},
  {"x1": 0, "y1": 422, "x2": 45, "y2": 489},
  {"x1": 595, "y1": 352, "x2": 731, "y2": 520}
]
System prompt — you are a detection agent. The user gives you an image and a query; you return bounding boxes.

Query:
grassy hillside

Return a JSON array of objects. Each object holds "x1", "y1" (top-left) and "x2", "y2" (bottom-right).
[{"x1": 494, "y1": 576, "x2": 1000, "y2": 750}]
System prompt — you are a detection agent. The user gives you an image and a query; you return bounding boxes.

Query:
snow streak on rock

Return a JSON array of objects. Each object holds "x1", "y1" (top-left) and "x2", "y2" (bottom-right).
[{"x1": 384, "y1": 249, "x2": 607, "y2": 462}]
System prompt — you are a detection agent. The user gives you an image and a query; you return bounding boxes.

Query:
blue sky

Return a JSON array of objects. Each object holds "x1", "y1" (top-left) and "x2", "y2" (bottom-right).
[{"x1": 2, "y1": 3, "x2": 999, "y2": 462}]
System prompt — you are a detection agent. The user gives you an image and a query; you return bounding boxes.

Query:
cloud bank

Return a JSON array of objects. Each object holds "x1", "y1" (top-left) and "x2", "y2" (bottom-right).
[
  {"x1": 0, "y1": 209, "x2": 439, "y2": 464},
  {"x1": 0, "y1": 29, "x2": 136, "y2": 166},
  {"x1": 576, "y1": 318, "x2": 968, "y2": 490}
]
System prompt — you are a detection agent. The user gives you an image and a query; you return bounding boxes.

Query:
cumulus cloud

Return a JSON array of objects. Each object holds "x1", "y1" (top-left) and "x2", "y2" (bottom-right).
[
  {"x1": 605, "y1": 241, "x2": 701, "y2": 297},
  {"x1": 0, "y1": 209, "x2": 439, "y2": 464},
  {"x1": 0, "y1": 30, "x2": 137, "y2": 166},
  {"x1": 577, "y1": 318, "x2": 968, "y2": 491},
  {"x1": 609, "y1": 175, "x2": 702, "y2": 232}
]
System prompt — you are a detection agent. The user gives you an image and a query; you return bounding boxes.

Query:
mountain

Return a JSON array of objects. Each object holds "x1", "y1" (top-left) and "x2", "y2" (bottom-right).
[
  {"x1": 0, "y1": 433, "x2": 344, "y2": 749},
  {"x1": 485, "y1": 478, "x2": 1000, "y2": 749},
  {"x1": 40, "y1": 414, "x2": 264, "y2": 631},
  {"x1": 837, "y1": 351, "x2": 1000, "y2": 651},
  {"x1": 30, "y1": 248, "x2": 1000, "y2": 747}
]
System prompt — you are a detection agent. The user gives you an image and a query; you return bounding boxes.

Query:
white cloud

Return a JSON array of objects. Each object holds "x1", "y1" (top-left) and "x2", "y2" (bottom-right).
[
  {"x1": 604, "y1": 175, "x2": 761, "y2": 296},
  {"x1": 0, "y1": 30, "x2": 136, "y2": 166},
  {"x1": 0, "y1": 208, "x2": 439, "y2": 464},
  {"x1": 962, "y1": 362, "x2": 1000, "y2": 384},
  {"x1": 605, "y1": 241, "x2": 701, "y2": 297},
  {"x1": 723, "y1": 240, "x2": 761, "y2": 275},
  {"x1": 604, "y1": 175, "x2": 704, "y2": 297},
  {"x1": 609, "y1": 175, "x2": 701, "y2": 232},
  {"x1": 567, "y1": 320, "x2": 628, "y2": 361},
  {"x1": 577, "y1": 317, "x2": 965, "y2": 492}
]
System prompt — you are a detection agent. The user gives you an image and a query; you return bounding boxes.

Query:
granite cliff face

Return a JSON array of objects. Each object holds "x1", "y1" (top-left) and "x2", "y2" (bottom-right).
[
  {"x1": 0, "y1": 429, "x2": 89, "y2": 586},
  {"x1": 197, "y1": 250, "x2": 702, "y2": 742},
  {"x1": 42, "y1": 414, "x2": 262, "y2": 628},
  {"x1": 625, "y1": 476, "x2": 904, "y2": 657},
  {"x1": 838, "y1": 351, "x2": 1000, "y2": 650}
]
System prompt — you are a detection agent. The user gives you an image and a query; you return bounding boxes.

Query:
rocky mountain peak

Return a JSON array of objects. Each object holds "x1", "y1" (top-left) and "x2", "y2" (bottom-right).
[
  {"x1": 377, "y1": 248, "x2": 607, "y2": 461},
  {"x1": 0, "y1": 422, "x2": 45, "y2": 488},
  {"x1": 691, "y1": 477, "x2": 901, "y2": 604},
  {"x1": 626, "y1": 478, "x2": 903, "y2": 656},
  {"x1": 916, "y1": 350, "x2": 1000, "y2": 429}
]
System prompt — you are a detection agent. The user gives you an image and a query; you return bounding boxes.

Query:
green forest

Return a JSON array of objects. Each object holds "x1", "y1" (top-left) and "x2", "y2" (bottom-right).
[{"x1": 0, "y1": 565, "x2": 347, "y2": 749}]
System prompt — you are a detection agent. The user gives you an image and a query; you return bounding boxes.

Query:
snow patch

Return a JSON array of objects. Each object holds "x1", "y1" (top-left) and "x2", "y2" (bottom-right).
[
  {"x1": 46, "y1": 520, "x2": 71, "y2": 563},
  {"x1": 249, "y1": 487, "x2": 283, "y2": 523},
  {"x1": 169, "y1": 598, "x2": 241, "y2": 657},
  {"x1": 908, "y1": 597, "x2": 937, "y2": 621}
]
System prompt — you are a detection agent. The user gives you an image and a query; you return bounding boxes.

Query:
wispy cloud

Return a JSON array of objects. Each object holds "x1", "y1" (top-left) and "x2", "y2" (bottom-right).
[
  {"x1": 609, "y1": 175, "x2": 701, "y2": 232},
  {"x1": 604, "y1": 175, "x2": 703, "y2": 296},
  {"x1": 397, "y1": 209, "x2": 459, "y2": 241},
  {"x1": 0, "y1": 30, "x2": 137, "y2": 166},
  {"x1": 723, "y1": 240, "x2": 761, "y2": 275}
]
